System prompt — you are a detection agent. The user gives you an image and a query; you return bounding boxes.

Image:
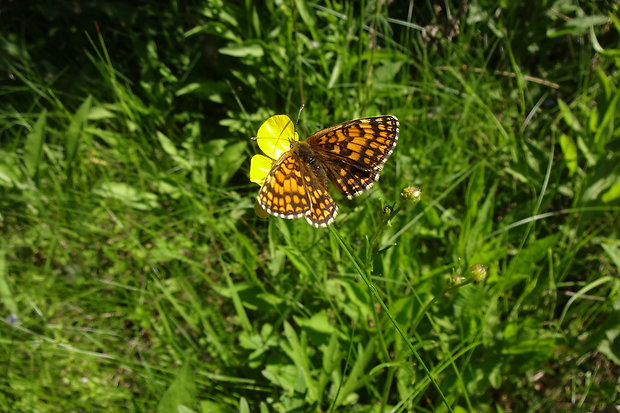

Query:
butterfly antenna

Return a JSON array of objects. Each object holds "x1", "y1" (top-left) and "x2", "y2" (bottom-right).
[
  {"x1": 279, "y1": 105, "x2": 304, "y2": 144},
  {"x1": 295, "y1": 104, "x2": 305, "y2": 128}
]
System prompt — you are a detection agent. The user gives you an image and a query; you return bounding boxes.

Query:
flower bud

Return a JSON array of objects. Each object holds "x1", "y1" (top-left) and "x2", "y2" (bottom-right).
[
  {"x1": 449, "y1": 274, "x2": 465, "y2": 286},
  {"x1": 401, "y1": 186, "x2": 422, "y2": 203},
  {"x1": 468, "y1": 264, "x2": 487, "y2": 283}
]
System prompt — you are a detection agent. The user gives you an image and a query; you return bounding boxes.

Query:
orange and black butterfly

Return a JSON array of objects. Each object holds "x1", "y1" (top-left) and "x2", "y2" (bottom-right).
[{"x1": 251, "y1": 115, "x2": 399, "y2": 227}]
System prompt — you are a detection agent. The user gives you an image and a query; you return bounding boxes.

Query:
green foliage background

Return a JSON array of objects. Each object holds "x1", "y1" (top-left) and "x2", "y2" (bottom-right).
[{"x1": 1, "y1": 1, "x2": 619, "y2": 411}]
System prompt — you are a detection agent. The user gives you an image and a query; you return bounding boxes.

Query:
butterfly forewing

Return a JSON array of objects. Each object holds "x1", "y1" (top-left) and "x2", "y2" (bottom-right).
[
  {"x1": 307, "y1": 116, "x2": 399, "y2": 198},
  {"x1": 307, "y1": 116, "x2": 399, "y2": 171},
  {"x1": 257, "y1": 153, "x2": 312, "y2": 219}
]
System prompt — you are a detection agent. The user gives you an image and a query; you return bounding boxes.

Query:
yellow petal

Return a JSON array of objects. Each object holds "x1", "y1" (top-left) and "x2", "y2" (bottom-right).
[
  {"x1": 256, "y1": 115, "x2": 299, "y2": 160},
  {"x1": 249, "y1": 154, "x2": 273, "y2": 186}
]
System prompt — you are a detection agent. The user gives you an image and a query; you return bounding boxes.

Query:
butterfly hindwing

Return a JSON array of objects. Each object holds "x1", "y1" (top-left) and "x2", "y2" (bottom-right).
[
  {"x1": 322, "y1": 157, "x2": 378, "y2": 199},
  {"x1": 257, "y1": 152, "x2": 338, "y2": 227},
  {"x1": 299, "y1": 162, "x2": 338, "y2": 227},
  {"x1": 257, "y1": 153, "x2": 312, "y2": 219}
]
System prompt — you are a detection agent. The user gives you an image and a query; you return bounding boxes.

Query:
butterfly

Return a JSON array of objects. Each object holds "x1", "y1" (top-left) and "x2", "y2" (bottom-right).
[{"x1": 250, "y1": 115, "x2": 399, "y2": 227}]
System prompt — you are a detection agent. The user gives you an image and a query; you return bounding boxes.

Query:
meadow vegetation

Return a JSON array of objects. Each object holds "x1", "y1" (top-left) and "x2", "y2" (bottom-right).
[{"x1": 1, "y1": 1, "x2": 619, "y2": 411}]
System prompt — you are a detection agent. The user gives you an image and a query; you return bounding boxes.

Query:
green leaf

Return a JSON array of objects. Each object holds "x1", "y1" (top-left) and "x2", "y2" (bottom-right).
[
  {"x1": 65, "y1": 95, "x2": 92, "y2": 185},
  {"x1": 459, "y1": 165, "x2": 486, "y2": 259},
  {"x1": 505, "y1": 235, "x2": 559, "y2": 280},
  {"x1": 294, "y1": 0, "x2": 318, "y2": 40},
  {"x1": 24, "y1": 110, "x2": 46, "y2": 178},
  {"x1": 262, "y1": 364, "x2": 297, "y2": 393},
  {"x1": 594, "y1": 89, "x2": 619, "y2": 148},
  {"x1": 547, "y1": 15, "x2": 609, "y2": 37},
  {"x1": 238, "y1": 397, "x2": 249, "y2": 413},
  {"x1": 596, "y1": 68, "x2": 612, "y2": 101},
  {"x1": 321, "y1": 330, "x2": 341, "y2": 374},
  {"x1": 219, "y1": 42, "x2": 264, "y2": 58},
  {"x1": 373, "y1": 60, "x2": 405, "y2": 84},
  {"x1": 294, "y1": 310, "x2": 336, "y2": 338},
  {"x1": 566, "y1": 15, "x2": 609, "y2": 31},
  {"x1": 0, "y1": 245, "x2": 17, "y2": 316},
  {"x1": 158, "y1": 131, "x2": 180, "y2": 157},
  {"x1": 93, "y1": 182, "x2": 159, "y2": 210},
  {"x1": 175, "y1": 83, "x2": 202, "y2": 96},
  {"x1": 211, "y1": 140, "x2": 247, "y2": 185},
  {"x1": 588, "y1": 105, "x2": 599, "y2": 133},
  {"x1": 281, "y1": 321, "x2": 318, "y2": 401},
  {"x1": 582, "y1": 155, "x2": 620, "y2": 202},
  {"x1": 576, "y1": 135, "x2": 597, "y2": 166},
  {"x1": 157, "y1": 363, "x2": 196, "y2": 413},
  {"x1": 601, "y1": 241, "x2": 620, "y2": 272},
  {"x1": 466, "y1": 165, "x2": 485, "y2": 217},
  {"x1": 602, "y1": 180, "x2": 620, "y2": 203},
  {"x1": 327, "y1": 53, "x2": 343, "y2": 89},
  {"x1": 66, "y1": 95, "x2": 92, "y2": 167},
  {"x1": 0, "y1": 154, "x2": 21, "y2": 188},
  {"x1": 557, "y1": 99, "x2": 583, "y2": 132},
  {"x1": 337, "y1": 340, "x2": 376, "y2": 406},
  {"x1": 488, "y1": 363, "x2": 502, "y2": 389},
  {"x1": 598, "y1": 328, "x2": 620, "y2": 365},
  {"x1": 200, "y1": 401, "x2": 225, "y2": 413},
  {"x1": 87, "y1": 106, "x2": 116, "y2": 120},
  {"x1": 157, "y1": 132, "x2": 193, "y2": 171},
  {"x1": 559, "y1": 134, "x2": 578, "y2": 175}
]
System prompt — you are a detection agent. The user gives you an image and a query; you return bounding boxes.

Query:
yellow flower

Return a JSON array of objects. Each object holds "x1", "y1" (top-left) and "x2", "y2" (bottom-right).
[{"x1": 249, "y1": 115, "x2": 299, "y2": 186}]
